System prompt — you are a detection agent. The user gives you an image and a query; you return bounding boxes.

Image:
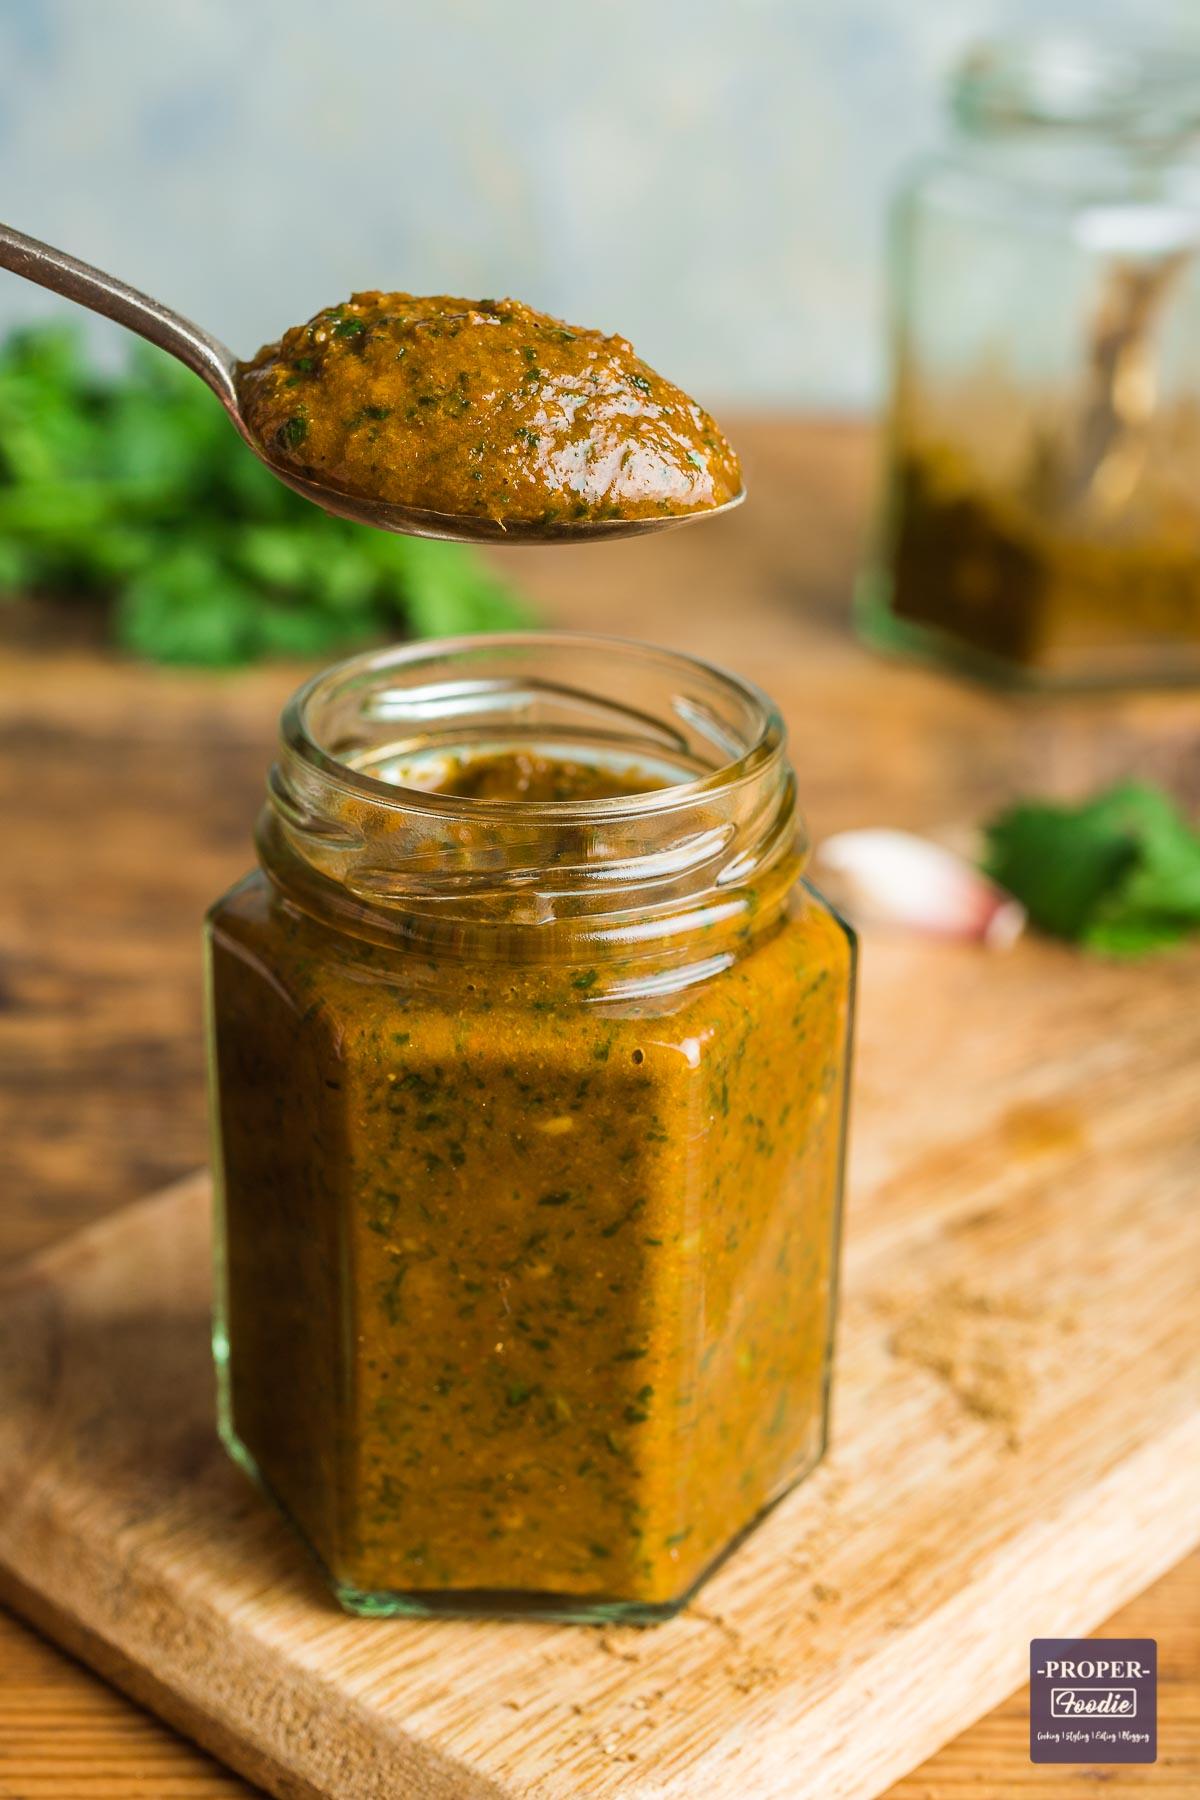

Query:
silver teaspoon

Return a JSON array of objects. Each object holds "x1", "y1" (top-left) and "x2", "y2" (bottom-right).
[{"x1": 0, "y1": 221, "x2": 744, "y2": 546}]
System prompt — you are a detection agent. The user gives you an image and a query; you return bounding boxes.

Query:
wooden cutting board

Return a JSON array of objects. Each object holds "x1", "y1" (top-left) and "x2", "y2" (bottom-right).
[{"x1": 1, "y1": 928, "x2": 1197, "y2": 1800}]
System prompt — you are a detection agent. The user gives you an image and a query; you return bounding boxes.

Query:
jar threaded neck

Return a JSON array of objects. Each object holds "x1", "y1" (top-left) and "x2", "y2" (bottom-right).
[
  {"x1": 952, "y1": 37, "x2": 1200, "y2": 154},
  {"x1": 260, "y1": 633, "x2": 802, "y2": 969}
]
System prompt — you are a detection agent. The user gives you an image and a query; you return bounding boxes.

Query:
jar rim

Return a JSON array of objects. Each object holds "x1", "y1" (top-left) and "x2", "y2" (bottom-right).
[
  {"x1": 282, "y1": 630, "x2": 787, "y2": 823},
  {"x1": 264, "y1": 632, "x2": 801, "y2": 964},
  {"x1": 952, "y1": 35, "x2": 1200, "y2": 150}
]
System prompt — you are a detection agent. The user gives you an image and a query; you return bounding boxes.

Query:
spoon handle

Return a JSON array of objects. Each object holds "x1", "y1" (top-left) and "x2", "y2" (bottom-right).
[{"x1": 0, "y1": 220, "x2": 240, "y2": 415}]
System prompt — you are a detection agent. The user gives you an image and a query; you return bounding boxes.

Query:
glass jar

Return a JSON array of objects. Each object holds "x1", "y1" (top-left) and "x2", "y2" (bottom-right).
[
  {"x1": 858, "y1": 37, "x2": 1200, "y2": 685},
  {"x1": 206, "y1": 633, "x2": 855, "y2": 1623}
]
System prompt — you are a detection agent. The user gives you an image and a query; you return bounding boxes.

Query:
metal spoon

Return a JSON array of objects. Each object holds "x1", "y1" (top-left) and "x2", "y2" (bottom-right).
[{"x1": 0, "y1": 220, "x2": 744, "y2": 545}]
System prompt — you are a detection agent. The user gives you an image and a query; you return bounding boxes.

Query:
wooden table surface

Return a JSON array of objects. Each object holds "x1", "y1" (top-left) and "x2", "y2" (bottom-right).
[{"x1": 0, "y1": 419, "x2": 1195, "y2": 1797}]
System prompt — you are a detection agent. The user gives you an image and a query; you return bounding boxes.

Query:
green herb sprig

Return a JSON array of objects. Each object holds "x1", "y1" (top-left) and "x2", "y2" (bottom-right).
[
  {"x1": 984, "y1": 782, "x2": 1200, "y2": 956},
  {"x1": 0, "y1": 324, "x2": 531, "y2": 664}
]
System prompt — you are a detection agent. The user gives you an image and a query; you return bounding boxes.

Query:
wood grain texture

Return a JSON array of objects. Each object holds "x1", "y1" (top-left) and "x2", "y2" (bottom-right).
[
  {"x1": 1, "y1": 421, "x2": 1198, "y2": 1797},
  {"x1": 3, "y1": 1557, "x2": 1197, "y2": 1800}
]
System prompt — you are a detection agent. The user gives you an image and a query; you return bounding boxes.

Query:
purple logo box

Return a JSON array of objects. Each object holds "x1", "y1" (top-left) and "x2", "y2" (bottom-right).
[{"x1": 1030, "y1": 1639, "x2": 1156, "y2": 1764}]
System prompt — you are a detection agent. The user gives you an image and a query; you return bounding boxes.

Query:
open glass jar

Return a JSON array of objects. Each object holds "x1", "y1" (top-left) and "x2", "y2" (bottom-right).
[
  {"x1": 859, "y1": 37, "x2": 1200, "y2": 685},
  {"x1": 206, "y1": 633, "x2": 855, "y2": 1622}
]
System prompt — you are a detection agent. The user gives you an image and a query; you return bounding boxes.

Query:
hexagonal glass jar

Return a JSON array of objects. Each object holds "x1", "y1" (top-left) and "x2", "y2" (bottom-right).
[{"x1": 206, "y1": 633, "x2": 855, "y2": 1622}]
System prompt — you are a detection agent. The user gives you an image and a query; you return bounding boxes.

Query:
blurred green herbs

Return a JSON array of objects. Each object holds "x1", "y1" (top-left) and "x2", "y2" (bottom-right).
[
  {"x1": 984, "y1": 782, "x2": 1200, "y2": 956},
  {"x1": 0, "y1": 324, "x2": 530, "y2": 665}
]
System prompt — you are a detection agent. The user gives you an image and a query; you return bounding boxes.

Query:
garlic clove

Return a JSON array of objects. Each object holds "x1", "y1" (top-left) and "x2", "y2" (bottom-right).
[{"x1": 812, "y1": 829, "x2": 1026, "y2": 948}]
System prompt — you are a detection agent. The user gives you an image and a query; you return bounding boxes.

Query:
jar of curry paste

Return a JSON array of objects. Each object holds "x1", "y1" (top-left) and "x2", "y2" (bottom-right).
[
  {"x1": 207, "y1": 633, "x2": 855, "y2": 1622},
  {"x1": 859, "y1": 37, "x2": 1200, "y2": 685}
]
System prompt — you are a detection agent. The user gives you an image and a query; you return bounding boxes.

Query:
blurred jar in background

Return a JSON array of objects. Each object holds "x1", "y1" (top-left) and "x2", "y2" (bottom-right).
[{"x1": 859, "y1": 37, "x2": 1200, "y2": 685}]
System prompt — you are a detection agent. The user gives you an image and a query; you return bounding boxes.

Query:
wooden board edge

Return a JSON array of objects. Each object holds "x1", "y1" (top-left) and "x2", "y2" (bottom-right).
[
  {"x1": 4, "y1": 1177, "x2": 1198, "y2": 1800},
  {"x1": 0, "y1": 1559, "x2": 512, "y2": 1800},
  {"x1": 0, "y1": 1566, "x2": 323, "y2": 1800},
  {"x1": 0, "y1": 1170, "x2": 213, "y2": 1292},
  {"x1": 662, "y1": 1408, "x2": 1200, "y2": 1800},
  {"x1": 4, "y1": 1413, "x2": 1198, "y2": 1800}
]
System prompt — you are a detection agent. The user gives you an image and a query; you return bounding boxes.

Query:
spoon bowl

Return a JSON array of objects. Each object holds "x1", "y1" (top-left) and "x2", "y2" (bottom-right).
[
  {"x1": 0, "y1": 221, "x2": 744, "y2": 546},
  {"x1": 265, "y1": 458, "x2": 745, "y2": 544}
]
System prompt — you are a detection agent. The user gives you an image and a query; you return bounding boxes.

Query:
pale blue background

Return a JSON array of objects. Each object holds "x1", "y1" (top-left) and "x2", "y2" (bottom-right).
[{"x1": 0, "y1": 0, "x2": 1190, "y2": 407}]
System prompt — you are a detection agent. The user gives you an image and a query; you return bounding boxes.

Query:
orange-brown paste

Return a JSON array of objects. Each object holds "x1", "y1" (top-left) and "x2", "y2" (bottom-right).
[
  {"x1": 210, "y1": 753, "x2": 852, "y2": 1610},
  {"x1": 237, "y1": 294, "x2": 742, "y2": 526}
]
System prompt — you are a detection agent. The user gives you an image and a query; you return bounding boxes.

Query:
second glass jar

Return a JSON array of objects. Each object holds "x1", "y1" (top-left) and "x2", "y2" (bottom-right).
[
  {"x1": 206, "y1": 633, "x2": 855, "y2": 1622},
  {"x1": 860, "y1": 37, "x2": 1200, "y2": 686}
]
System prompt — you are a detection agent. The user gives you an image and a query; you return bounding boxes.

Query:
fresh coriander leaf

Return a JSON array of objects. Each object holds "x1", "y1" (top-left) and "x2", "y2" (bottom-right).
[
  {"x1": 1084, "y1": 785, "x2": 1200, "y2": 954},
  {"x1": 1084, "y1": 915, "x2": 1189, "y2": 956},
  {"x1": 984, "y1": 781, "x2": 1200, "y2": 956},
  {"x1": 382, "y1": 535, "x2": 536, "y2": 639},
  {"x1": 0, "y1": 323, "x2": 532, "y2": 665},
  {"x1": 983, "y1": 798, "x2": 1138, "y2": 939},
  {"x1": 115, "y1": 546, "x2": 264, "y2": 667},
  {"x1": 273, "y1": 414, "x2": 308, "y2": 452}
]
